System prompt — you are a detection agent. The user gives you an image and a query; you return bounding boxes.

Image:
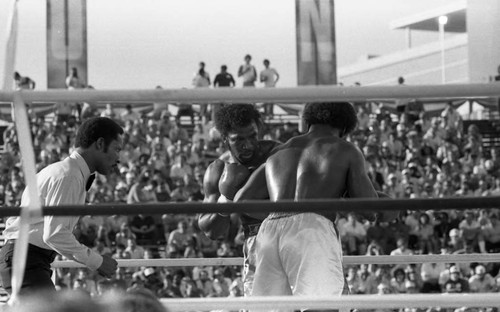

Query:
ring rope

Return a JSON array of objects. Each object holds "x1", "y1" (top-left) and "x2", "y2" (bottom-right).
[
  {"x1": 51, "y1": 253, "x2": 500, "y2": 268},
  {"x1": 1, "y1": 83, "x2": 500, "y2": 103},
  {"x1": 160, "y1": 294, "x2": 500, "y2": 311},
  {"x1": 9, "y1": 90, "x2": 43, "y2": 303},
  {"x1": 0, "y1": 196, "x2": 498, "y2": 217}
]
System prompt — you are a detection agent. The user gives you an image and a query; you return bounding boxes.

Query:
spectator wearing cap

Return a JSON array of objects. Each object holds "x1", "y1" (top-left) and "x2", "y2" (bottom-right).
[
  {"x1": 443, "y1": 265, "x2": 469, "y2": 293},
  {"x1": 143, "y1": 267, "x2": 164, "y2": 295},
  {"x1": 468, "y1": 265, "x2": 497, "y2": 293}
]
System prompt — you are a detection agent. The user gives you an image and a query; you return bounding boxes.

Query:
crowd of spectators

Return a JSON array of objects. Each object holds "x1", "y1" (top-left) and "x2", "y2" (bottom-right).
[{"x1": 1, "y1": 97, "x2": 500, "y2": 307}]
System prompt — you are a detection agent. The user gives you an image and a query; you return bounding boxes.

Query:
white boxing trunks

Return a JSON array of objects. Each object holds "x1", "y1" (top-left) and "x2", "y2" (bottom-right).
[{"x1": 251, "y1": 212, "x2": 345, "y2": 299}]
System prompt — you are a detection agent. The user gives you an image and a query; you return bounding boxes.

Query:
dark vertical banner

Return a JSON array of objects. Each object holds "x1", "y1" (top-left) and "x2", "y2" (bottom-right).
[
  {"x1": 47, "y1": 0, "x2": 87, "y2": 89},
  {"x1": 296, "y1": 0, "x2": 337, "y2": 85}
]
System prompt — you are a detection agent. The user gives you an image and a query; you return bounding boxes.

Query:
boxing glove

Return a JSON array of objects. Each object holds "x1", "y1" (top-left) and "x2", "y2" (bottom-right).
[{"x1": 218, "y1": 163, "x2": 251, "y2": 200}]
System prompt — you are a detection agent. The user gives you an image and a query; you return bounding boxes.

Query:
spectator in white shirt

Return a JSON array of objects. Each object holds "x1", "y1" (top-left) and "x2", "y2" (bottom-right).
[
  {"x1": 342, "y1": 213, "x2": 367, "y2": 255},
  {"x1": 120, "y1": 104, "x2": 140, "y2": 124}
]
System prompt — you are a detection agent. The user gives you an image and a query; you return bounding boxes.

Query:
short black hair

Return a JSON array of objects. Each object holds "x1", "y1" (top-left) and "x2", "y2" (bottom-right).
[
  {"x1": 75, "y1": 117, "x2": 124, "y2": 149},
  {"x1": 214, "y1": 104, "x2": 261, "y2": 137},
  {"x1": 302, "y1": 102, "x2": 358, "y2": 136}
]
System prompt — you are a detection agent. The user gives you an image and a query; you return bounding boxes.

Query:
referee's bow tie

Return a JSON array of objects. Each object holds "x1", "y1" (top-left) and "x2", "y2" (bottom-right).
[{"x1": 86, "y1": 173, "x2": 96, "y2": 191}]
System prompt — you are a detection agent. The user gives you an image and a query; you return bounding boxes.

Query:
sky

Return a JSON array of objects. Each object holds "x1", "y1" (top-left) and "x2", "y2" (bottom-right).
[{"x1": 0, "y1": 0, "x2": 458, "y2": 90}]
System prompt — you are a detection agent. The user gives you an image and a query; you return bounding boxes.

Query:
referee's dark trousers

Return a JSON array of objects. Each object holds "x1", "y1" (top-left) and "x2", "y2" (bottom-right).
[{"x1": 0, "y1": 240, "x2": 58, "y2": 295}]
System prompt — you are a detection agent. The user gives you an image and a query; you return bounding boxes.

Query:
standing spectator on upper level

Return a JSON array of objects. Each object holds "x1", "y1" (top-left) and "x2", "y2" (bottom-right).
[
  {"x1": 65, "y1": 67, "x2": 85, "y2": 89},
  {"x1": 259, "y1": 59, "x2": 280, "y2": 118},
  {"x1": 260, "y1": 59, "x2": 280, "y2": 88},
  {"x1": 214, "y1": 65, "x2": 235, "y2": 88},
  {"x1": 65, "y1": 67, "x2": 85, "y2": 120},
  {"x1": 120, "y1": 104, "x2": 140, "y2": 124},
  {"x1": 13, "y1": 71, "x2": 36, "y2": 90},
  {"x1": 192, "y1": 62, "x2": 211, "y2": 119},
  {"x1": 192, "y1": 61, "x2": 211, "y2": 88},
  {"x1": 238, "y1": 54, "x2": 257, "y2": 87}
]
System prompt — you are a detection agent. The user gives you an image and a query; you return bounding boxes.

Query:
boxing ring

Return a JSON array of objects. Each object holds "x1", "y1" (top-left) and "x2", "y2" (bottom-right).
[{"x1": 1, "y1": 84, "x2": 500, "y2": 310}]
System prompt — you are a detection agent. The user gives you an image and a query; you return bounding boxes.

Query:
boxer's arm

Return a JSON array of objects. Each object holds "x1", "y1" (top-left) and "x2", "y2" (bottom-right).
[
  {"x1": 234, "y1": 163, "x2": 269, "y2": 202},
  {"x1": 346, "y1": 146, "x2": 378, "y2": 198},
  {"x1": 198, "y1": 160, "x2": 230, "y2": 239},
  {"x1": 346, "y1": 145, "x2": 378, "y2": 221}
]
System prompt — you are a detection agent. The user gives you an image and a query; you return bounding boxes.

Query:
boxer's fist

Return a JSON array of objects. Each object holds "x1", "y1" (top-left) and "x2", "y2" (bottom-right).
[{"x1": 219, "y1": 163, "x2": 251, "y2": 200}]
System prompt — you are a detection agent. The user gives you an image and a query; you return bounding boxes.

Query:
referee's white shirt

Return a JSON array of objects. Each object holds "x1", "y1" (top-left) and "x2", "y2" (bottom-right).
[{"x1": 3, "y1": 151, "x2": 103, "y2": 270}]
